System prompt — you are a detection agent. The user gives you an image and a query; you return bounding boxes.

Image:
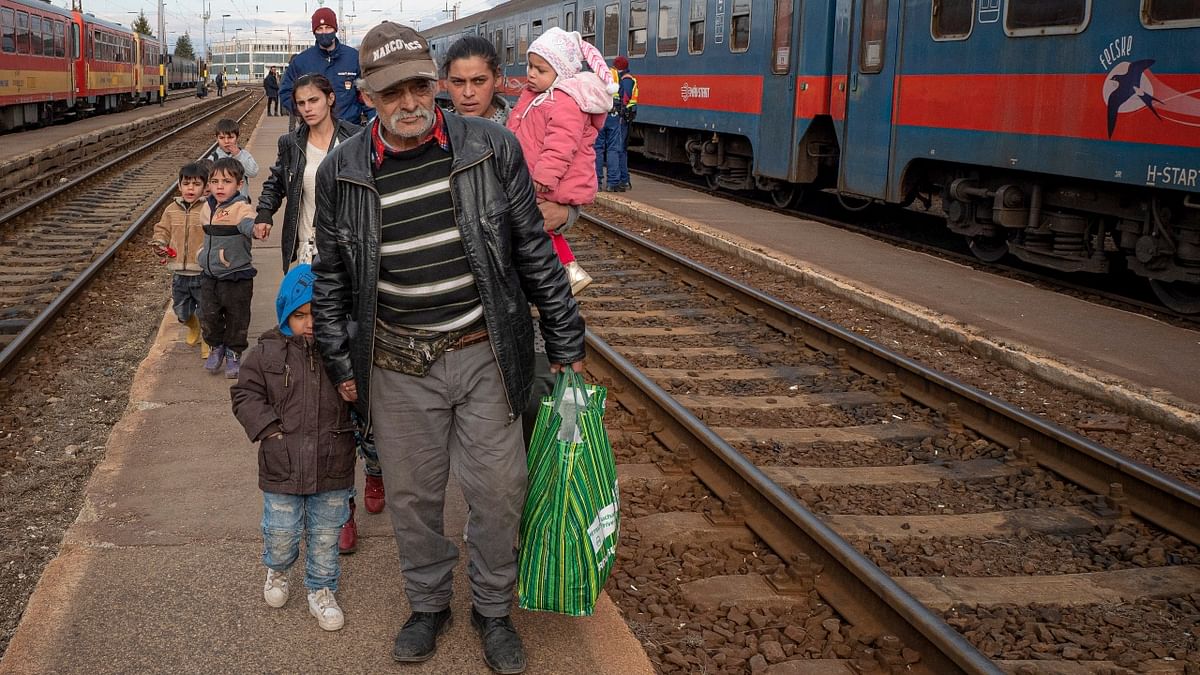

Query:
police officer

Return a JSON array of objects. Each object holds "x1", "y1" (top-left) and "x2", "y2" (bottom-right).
[
  {"x1": 279, "y1": 8, "x2": 366, "y2": 124},
  {"x1": 594, "y1": 55, "x2": 637, "y2": 191}
]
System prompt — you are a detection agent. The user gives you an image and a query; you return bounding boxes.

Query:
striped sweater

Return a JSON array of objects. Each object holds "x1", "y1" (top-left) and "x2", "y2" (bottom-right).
[{"x1": 374, "y1": 138, "x2": 482, "y2": 333}]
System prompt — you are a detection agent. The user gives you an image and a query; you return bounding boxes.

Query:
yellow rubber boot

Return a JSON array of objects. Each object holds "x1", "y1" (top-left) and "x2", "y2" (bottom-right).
[
  {"x1": 185, "y1": 315, "x2": 202, "y2": 345},
  {"x1": 200, "y1": 341, "x2": 211, "y2": 359}
]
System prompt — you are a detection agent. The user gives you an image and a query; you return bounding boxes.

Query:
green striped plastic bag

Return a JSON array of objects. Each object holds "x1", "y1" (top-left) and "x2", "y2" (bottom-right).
[{"x1": 518, "y1": 371, "x2": 619, "y2": 616}]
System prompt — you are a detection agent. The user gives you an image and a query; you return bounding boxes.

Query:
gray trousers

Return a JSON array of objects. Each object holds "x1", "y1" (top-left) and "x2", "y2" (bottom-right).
[{"x1": 370, "y1": 342, "x2": 527, "y2": 617}]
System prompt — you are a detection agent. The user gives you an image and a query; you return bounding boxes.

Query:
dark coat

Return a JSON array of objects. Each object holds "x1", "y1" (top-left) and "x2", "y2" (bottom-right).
[
  {"x1": 310, "y1": 114, "x2": 586, "y2": 423},
  {"x1": 231, "y1": 328, "x2": 357, "y2": 494},
  {"x1": 264, "y1": 72, "x2": 280, "y2": 97},
  {"x1": 255, "y1": 119, "x2": 361, "y2": 270},
  {"x1": 278, "y1": 41, "x2": 365, "y2": 123}
]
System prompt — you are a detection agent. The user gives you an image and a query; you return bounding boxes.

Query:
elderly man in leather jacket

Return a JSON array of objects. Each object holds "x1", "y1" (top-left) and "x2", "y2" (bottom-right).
[{"x1": 310, "y1": 22, "x2": 584, "y2": 674}]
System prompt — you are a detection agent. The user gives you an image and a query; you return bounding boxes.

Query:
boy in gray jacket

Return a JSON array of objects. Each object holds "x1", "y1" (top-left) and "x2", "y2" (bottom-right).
[
  {"x1": 200, "y1": 157, "x2": 259, "y2": 378},
  {"x1": 208, "y1": 118, "x2": 259, "y2": 202}
]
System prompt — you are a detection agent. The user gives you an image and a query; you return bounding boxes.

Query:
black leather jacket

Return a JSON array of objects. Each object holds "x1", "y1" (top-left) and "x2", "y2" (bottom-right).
[
  {"x1": 255, "y1": 119, "x2": 361, "y2": 271},
  {"x1": 311, "y1": 114, "x2": 585, "y2": 422}
]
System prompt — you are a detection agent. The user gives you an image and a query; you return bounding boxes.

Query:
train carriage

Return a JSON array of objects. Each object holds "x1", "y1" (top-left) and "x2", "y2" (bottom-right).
[
  {"x1": 0, "y1": 0, "x2": 74, "y2": 128},
  {"x1": 79, "y1": 13, "x2": 136, "y2": 112},
  {"x1": 425, "y1": 0, "x2": 1200, "y2": 311},
  {"x1": 134, "y1": 31, "x2": 163, "y2": 104}
]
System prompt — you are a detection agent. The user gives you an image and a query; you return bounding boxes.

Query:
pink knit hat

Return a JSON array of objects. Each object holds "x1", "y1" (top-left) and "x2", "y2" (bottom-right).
[{"x1": 528, "y1": 27, "x2": 619, "y2": 95}]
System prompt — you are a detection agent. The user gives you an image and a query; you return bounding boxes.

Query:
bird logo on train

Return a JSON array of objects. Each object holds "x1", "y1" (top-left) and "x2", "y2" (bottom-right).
[{"x1": 1103, "y1": 58, "x2": 1200, "y2": 139}]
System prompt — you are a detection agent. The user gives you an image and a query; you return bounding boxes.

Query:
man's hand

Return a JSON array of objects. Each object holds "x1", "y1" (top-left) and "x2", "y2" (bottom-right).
[
  {"x1": 338, "y1": 380, "x2": 358, "y2": 403},
  {"x1": 253, "y1": 222, "x2": 271, "y2": 240},
  {"x1": 550, "y1": 360, "x2": 586, "y2": 374},
  {"x1": 538, "y1": 201, "x2": 570, "y2": 232}
]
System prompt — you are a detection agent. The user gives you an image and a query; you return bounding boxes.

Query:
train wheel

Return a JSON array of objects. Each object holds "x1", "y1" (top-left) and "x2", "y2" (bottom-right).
[
  {"x1": 705, "y1": 173, "x2": 720, "y2": 191},
  {"x1": 770, "y1": 185, "x2": 800, "y2": 209},
  {"x1": 967, "y1": 236, "x2": 1009, "y2": 263},
  {"x1": 837, "y1": 193, "x2": 872, "y2": 212},
  {"x1": 1149, "y1": 279, "x2": 1200, "y2": 315}
]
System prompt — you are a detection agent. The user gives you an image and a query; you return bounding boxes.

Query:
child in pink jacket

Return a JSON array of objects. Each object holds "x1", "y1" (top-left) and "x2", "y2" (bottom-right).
[{"x1": 507, "y1": 27, "x2": 618, "y2": 295}]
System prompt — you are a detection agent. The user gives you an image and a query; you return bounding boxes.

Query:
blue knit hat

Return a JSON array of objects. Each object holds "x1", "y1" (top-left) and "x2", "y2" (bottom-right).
[{"x1": 276, "y1": 264, "x2": 315, "y2": 336}]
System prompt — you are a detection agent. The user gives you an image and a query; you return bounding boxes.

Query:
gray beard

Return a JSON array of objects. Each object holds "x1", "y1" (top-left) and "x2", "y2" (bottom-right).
[{"x1": 383, "y1": 107, "x2": 435, "y2": 139}]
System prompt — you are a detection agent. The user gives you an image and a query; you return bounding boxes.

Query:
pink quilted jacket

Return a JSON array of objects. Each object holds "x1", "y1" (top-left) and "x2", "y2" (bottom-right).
[{"x1": 507, "y1": 77, "x2": 608, "y2": 206}]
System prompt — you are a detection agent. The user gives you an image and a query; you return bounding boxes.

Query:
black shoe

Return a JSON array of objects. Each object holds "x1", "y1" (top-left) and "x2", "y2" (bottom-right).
[
  {"x1": 471, "y1": 607, "x2": 526, "y2": 674},
  {"x1": 613, "y1": 185, "x2": 627, "y2": 192},
  {"x1": 392, "y1": 609, "x2": 453, "y2": 663},
  {"x1": 620, "y1": 182, "x2": 632, "y2": 190}
]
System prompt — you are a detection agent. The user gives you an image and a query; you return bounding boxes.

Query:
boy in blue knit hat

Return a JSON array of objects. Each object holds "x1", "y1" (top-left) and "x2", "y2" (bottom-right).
[{"x1": 231, "y1": 264, "x2": 356, "y2": 631}]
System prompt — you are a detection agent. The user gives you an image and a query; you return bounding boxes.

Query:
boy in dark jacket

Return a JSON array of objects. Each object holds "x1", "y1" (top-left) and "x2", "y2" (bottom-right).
[{"x1": 231, "y1": 264, "x2": 355, "y2": 631}]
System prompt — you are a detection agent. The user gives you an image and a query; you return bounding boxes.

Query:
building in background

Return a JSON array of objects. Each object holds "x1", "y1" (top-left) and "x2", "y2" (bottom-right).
[{"x1": 209, "y1": 38, "x2": 305, "y2": 82}]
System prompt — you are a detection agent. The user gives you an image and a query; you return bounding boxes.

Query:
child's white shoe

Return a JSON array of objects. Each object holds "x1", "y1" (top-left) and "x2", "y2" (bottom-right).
[
  {"x1": 308, "y1": 588, "x2": 344, "y2": 631},
  {"x1": 564, "y1": 261, "x2": 593, "y2": 296},
  {"x1": 263, "y1": 568, "x2": 289, "y2": 608}
]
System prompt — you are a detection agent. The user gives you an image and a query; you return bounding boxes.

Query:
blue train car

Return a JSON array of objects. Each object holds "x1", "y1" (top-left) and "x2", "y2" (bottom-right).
[{"x1": 426, "y1": 0, "x2": 1200, "y2": 311}]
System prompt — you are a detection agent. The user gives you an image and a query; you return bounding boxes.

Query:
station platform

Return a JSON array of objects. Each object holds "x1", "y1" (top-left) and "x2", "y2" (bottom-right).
[
  {"x1": 596, "y1": 180, "x2": 1200, "y2": 412},
  {"x1": 0, "y1": 112, "x2": 652, "y2": 674}
]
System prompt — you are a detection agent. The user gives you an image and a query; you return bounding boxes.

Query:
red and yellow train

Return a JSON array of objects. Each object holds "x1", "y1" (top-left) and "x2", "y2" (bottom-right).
[{"x1": 0, "y1": 0, "x2": 201, "y2": 131}]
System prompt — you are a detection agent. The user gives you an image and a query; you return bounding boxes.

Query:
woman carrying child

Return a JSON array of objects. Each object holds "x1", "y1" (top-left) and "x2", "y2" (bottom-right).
[{"x1": 505, "y1": 27, "x2": 619, "y2": 296}]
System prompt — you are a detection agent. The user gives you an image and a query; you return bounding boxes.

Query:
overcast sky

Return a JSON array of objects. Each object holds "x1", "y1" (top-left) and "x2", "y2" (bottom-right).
[{"x1": 65, "y1": 0, "x2": 497, "y2": 52}]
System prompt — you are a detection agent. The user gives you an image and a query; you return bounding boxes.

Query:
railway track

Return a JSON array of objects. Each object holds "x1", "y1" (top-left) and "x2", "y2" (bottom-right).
[
  {"x1": 627, "y1": 165, "x2": 1200, "y2": 328},
  {"x1": 574, "y1": 213, "x2": 1200, "y2": 673},
  {"x1": 0, "y1": 91, "x2": 260, "y2": 373}
]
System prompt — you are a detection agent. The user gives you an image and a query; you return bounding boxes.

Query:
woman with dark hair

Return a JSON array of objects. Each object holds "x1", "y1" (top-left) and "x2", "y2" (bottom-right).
[
  {"x1": 255, "y1": 74, "x2": 359, "y2": 270},
  {"x1": 441, "y1": 35, "x2": 512, "y2": 124},
  {"x1": 254, "y1": 73, "x2": 370, "y2": 556},
  {"x1": 442, "y1": 34, "x2": 577, "y2": 446}
]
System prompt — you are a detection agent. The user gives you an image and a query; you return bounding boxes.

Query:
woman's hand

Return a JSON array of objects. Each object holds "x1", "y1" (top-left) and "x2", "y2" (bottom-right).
[
  {"x1": 253, "y1": 222, "x2": 272, "y2": 240},
  {"x1": 338, "y1": 380, "x2": 358, "y2": 403}
]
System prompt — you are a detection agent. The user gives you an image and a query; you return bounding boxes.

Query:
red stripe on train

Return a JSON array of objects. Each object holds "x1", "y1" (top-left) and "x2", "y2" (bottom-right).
[
  {"x1": 794, "y1": 75, "x2": 832, "y2": 119},
  {"x1": 634, "y1": 74, "x2": 763, "y2": 115},
  {"x1": 894, "y1": 72, "x2": 1200, "y2": 148}
]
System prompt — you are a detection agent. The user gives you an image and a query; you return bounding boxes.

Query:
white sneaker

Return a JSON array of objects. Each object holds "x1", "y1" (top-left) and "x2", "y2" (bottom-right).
[
  {"x1": 263, "y1": 568, "x2": 289, "y2": 608},
  {"x1": 308, "y1": 588, "x2": 345, "y2": 631}
]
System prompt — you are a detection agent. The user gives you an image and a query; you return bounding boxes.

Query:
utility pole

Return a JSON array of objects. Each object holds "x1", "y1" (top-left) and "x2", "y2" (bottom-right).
[
  {"x1": 157, "y1": 0, "x2": 165, "y2": 105},
  {"x1": 443, "y1": 1, "x2": 460, "y2": 22},
  {"x1": 201, "y1": 1, "x2": 210, "y2": 79}
]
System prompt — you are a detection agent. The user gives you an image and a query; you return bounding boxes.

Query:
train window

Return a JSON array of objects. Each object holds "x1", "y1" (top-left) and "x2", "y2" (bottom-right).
[
  {"x1": 932, "y1": 0, "x2": 973, "y2": 39},
  {"x1": 533, "y1": 19, "x2": 543, "y2": 39},
  {"x1": 658, "y1": 0, "x2": 679, "y2": 55},
  {"x1": 688, "y1": 0, "x2": 705, "y2": 54},
  {"x1": 1142, "y1": 0, "x2": 1200, "y2": 27},
  {"x1": 30, "y1": 16, "x2": 41, "y2": 56},
  {"x1": 55, "y1": 21, "x2": 64, "y2": 57},
  {"x1": 563, "y1": 10, "x2": 572, "y2": 30},
  {"x1": 859, "y1": 0, "x2": 886, "y2": 73},
  {"x1": 1004, "y1": 0, "x2": 1090, "y2": 36},
  {"x1": 730, "y1": 0, "x2": 750, "y2": 52},
  {"x1": 628, "y1": 0, "x2": 647, "y2": 56},
  {"x1": 43, "y1": 19, "x2": 55, "y2": 56},
  {"x1": 0, "y1": 9, "x2": 12, "y2": 54},
  {"x1": 15, "y1": 11, "x2": 27, "y2": 54},
  {"x1": 548, "y1": 16, "x2": 559, "y2": 28},
  {"x1": 602, "y1": 3, "x2": 619, "y2": 56},
  {"x1": 506, "y1": 25, "x2": 515, "y2": 65},
  {"x1": 582, "y1": 7, "x2": 596, "y2": 44},
  {"x1": 771, "y1": 0, "x2": 791, "y2": 72},
  {"x1": 71, "y1": 22, "x2": 79, "y2": 59},
  {"x1": 493, "y1": 28, "x2": 503, "y2": 57},
  {"x1": 518, "y1": 23, "x2": 528, "y2": 63}
]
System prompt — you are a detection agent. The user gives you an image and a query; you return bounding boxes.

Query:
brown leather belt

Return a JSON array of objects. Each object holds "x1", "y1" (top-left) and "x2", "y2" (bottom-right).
[{"x1": 445, "y1": 328, "x2": 489, "y2": 351}]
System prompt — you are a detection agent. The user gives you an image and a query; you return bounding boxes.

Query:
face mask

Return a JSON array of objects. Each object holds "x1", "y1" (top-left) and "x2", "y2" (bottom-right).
[{"x1": 316, "y1": 32, "x2": 336, "y2": 49}]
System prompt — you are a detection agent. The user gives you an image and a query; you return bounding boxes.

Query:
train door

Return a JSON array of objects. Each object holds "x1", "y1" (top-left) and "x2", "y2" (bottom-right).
[
  {"x1": 755, "y1": 0, "x2": 798, "y2": 180},
  {"x1": 838, "y1": 0, "x2": 897, "y2": 199},
  {"x1": 563, "y1": 2, "x2": 577, "y2": 30},
  {"x1": 67, "y1": 21, "x2": 78, "y2": 107}
]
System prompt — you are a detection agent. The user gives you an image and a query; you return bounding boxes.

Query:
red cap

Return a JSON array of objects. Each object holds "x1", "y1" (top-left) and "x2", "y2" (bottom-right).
[
  {"x1": 614, "y1": 56, "x2": 628, "y2": 70},
  {"x1": 312, "y1": 8, "x2": 338, "y2": 32}
]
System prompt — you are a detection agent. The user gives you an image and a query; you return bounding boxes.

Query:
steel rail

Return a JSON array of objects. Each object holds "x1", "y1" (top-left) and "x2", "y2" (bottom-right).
[
  {"x1": 583, "y1": 211, "x2": 1200, "y2": 544},
  {"x1": 0, "y1": 91, "x2": 252, "y2": 228},
  {"x1": 0, "y1": 95, "x2": 263, "y2": 376},
  {"x1": 584, "y1": 332, "x2": 1000, "y2": 675}
]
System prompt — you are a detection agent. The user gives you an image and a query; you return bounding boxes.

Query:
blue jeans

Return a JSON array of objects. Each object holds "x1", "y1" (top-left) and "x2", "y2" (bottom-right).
[
  {"x1": 595, "y1": 114, "x2": 626, "y2": 188},
  {"x1": 170, "y1": 273, "x2": 202, "y2": 323},
  {"x1": 261, "y1": 489, "x2": 351, "y2": 591}
]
